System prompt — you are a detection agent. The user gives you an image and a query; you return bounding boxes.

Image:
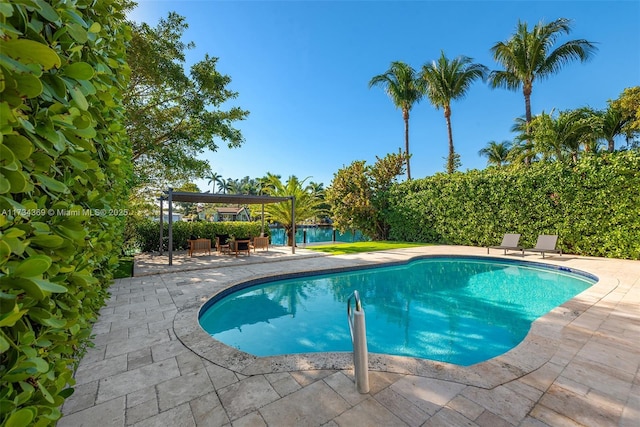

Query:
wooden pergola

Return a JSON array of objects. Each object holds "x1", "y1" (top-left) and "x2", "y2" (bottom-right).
[{"x1": 160, "y1": 188, "x2": 295, "y2": 265}]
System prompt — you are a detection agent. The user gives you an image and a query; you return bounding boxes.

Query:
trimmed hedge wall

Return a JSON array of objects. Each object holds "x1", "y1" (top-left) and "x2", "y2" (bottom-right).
[
  {"x1": 0, "y1": 1, "x2": 131, "y2": 425},
  {"x1": 129, "y1": 219, "x2": 270, "y2": 253},
  {"x1": 387, "y1": 151, "x2": 640, "y2": 259}
]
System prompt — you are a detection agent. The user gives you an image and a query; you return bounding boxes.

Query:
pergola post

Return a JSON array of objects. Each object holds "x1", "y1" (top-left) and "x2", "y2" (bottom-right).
[
  {"x1": 159, "y1": 197, "x2": 164, "y2": 255},
  {"x1": 291, "y1": 196, "x2": 295, "y2": 254},
  {"x1": 168, "y1": 188, "x2": 173, "y2": 266}
]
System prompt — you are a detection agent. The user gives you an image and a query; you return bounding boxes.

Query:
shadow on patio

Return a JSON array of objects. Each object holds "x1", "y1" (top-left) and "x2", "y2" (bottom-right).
[{"x1": 133, "y1": 246, "x2": 328, "y2": 276}]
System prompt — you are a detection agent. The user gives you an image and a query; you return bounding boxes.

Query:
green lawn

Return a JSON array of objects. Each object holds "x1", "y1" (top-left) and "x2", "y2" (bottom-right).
[
  {"x1": 306, "y1": 241, "x2": 429, "y2": 255},
  {"x1": 113, "y1": 257, "x2": 134, "y2": 279}
]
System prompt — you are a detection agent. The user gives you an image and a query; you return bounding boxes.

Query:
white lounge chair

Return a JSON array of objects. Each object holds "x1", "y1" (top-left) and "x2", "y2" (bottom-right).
[
  {"x1": 487, "y1": 233, "x2": 524, "y2": 255},
  {"x1": 525, "y1": 235, "x2": 562, "y2": 258}
]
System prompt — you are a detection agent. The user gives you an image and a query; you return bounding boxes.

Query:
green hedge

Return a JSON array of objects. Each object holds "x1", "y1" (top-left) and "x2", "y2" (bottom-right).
[
  {"x1": 128, "y1": 219, "x2": 270, "y2": 253},
  {"x1": 0, "y1": 1, "x2": 131, "y2": 425},
  {"x1": 387, "y1": 151, "x2": 640, "y2": 259}
]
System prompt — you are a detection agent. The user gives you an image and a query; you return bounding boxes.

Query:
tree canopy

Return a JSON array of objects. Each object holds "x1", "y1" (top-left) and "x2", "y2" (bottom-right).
[
  {"x1": 327, "y1": 152, "x2": 407, "y2": 240},
  {"x1": 478, "y1": 141, "x2": 512, "y2": 167},
  {"x1": 420, "y1": 51, "x2": 487, "y2": 174},
  {"x1": 489, "y1": 18, "x2": 597, "y2": 125},
  {"x1": 610, "y1": 86, "x2": 640, "y2": 141},
  {"x1": 262, "y1": 175, "x2": 326, "y2": 246},
  {"x1": 124, "y1": 12, "x2": 249, "y2": 187},
  {"x1": 369, "y1": 62, "x2": 422, "y2": 180}
]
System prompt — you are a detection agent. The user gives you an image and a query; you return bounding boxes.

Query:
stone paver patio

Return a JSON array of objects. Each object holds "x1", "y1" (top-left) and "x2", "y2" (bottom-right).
[{"x1": 59, "y1": 246, "x2": 640, "y2": 426}]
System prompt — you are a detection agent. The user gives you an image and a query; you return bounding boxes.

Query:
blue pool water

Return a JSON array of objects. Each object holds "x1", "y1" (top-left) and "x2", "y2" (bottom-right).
[{"x1": 198, "y1": 257, "x2": 596, "y2": 366}]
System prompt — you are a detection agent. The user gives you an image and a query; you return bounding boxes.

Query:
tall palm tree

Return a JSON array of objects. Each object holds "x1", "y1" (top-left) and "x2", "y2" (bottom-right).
[
  {"x1": 262, "y1": 175, "x2": 325, "y2": 246},
  {"x1": 508, "y1": 116, "x2": 536, "y2": 165},
  {"x1": 257, "y1": 173, "x2": 281, "y2": 195},
  {"x1": 307, "y1": 181, "x2": 327, "y2": 224},
  {"x1": 529, "y1": 109, "x2": 594, "y2": 164},
  {"x1": 217, "y1": 179, "x2": 230, "y2": 194},
  {"x1": 420, "y1": 51, "x2": 488, "y2": 174},
  {"x1": 307, "y1": 181, "x2": 325, "y2": 197},
  {"x1": 205, "y1": 171, "x2": 221, "y2": 193},
  {"x1": 215, "y1": 175, "x2": 225, "y2": 193},
  {"x1": 489, "y1": 18, "x2": 597, "y2": 163},
  {"x1": 593, "y1": 107, "x2": 629, "y2": 152},
  {"x1": 238, "y1": 176, "x2": 257, "y2": 195},
  {"x1": 369, "y1": 61, "x2": 423, "y2": 180},
  {"x1": 478, "y1": 140, "x2": 512, "y2": 167},
  {"x1": 226, "y1": 178, "x2": 241, "y2": 194}
]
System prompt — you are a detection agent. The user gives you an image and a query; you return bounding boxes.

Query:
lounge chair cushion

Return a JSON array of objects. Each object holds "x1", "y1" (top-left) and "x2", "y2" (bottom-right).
[
  {"x1": 525, "y1": 235, "x2": 562, "y2": 258},
  {"x1": 487, "y1": 233, "x2": 523, "y2": 255}
]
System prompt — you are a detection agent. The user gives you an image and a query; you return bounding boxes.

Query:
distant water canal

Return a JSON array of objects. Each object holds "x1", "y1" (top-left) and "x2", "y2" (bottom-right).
[{"x1": 269, "y1": 226, "x2": 367, "y2": 245}]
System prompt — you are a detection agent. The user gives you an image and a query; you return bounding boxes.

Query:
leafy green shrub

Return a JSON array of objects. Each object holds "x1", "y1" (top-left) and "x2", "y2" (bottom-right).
[
  {"x1": 387, "y1": 151, "x2": 640, "y2": 259},
  {"x1": 128, "y1": 218, "x2": 269, "y2": 253},
  {"x1": 0, "y1": 1, "x2": 131, "y2": 425}
]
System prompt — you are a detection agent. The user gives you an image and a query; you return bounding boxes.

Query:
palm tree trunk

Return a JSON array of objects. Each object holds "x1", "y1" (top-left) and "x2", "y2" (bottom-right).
[
  {"x1": 524, "y1": 84, "x2": 533, "y2": 166},
  {"x1": 286, "y1": 226, "x2": 294, "y2": 247},
  {"x1": 403, "y1": 109, "x2": 411, "y2": 180},
  {"x1": 445, "y1": 107, "x2": 455, "y2": 174},
  {"x1": 608, "y1": 138, "x2": 615, "y2": 153}
]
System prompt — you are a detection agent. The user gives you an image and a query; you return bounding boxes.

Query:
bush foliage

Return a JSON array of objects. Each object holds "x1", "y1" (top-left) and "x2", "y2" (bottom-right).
[
  {"x1": 386, "y1": 151, "x2": 640, "y2": 259},
  {"x1": 0, "y1": 1, "x2": 131, "y2": 425},
  {"x1": 326, "y1": 152, "x2": 407, "y2": 240}
]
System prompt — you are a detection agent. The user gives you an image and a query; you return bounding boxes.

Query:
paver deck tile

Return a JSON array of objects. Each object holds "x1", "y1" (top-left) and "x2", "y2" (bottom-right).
[
  {"x1": 58, "y1": 397, "x2": 126, "y2": 427},
  {"x1": 445, "y1": 395, "x2": 485, "y2": 421},
  {"x1": 126, "y1": 386, "x2": 156, "y2": 409},
  {"x1": 259, "y1": 380, "x2": 350, "y2": 425},
  {"x1": 538, "y1": 383, "x2": 623, "y2": 426},
  {"x1": 264, "y1": 372, "x2": 302, "y2": 396},
  {"x1": 528, "y1": 402, "x2": 587, "y2": 426},
  {"x1": 97, "y1": 358, "x2": 181, "y2": 404},
  {"x1": 232, "y1": 411, "x2": 269, "y2": 426},
  {"x1": 462, "y1": 384, "x2": 535, "y2": 426},
  {"x1": 423, "y1": 407, "x2": 478, "y2": 427},
  {"x1": 332, "y1": 396, "x2": 406, "y2": 426},
  {"x1": 324, "y1": 371, "x2": 369, "y2": 406},
  {"x1": 391, "y1": 376, "x2": 466, "y2": 415},
  {"x1": 60, "y1": 381, "x2": 99, "y2": 415},
  {"x1": 620, "y1": 385, "x2": 640, "y2": 427},
  {"x1": 130, "y1": 403, "x2": 196, "y2": 427},
  {"x1": 73, "y1": 353, "x2": 128, "y2": 386},
  {"x1": 157, "y1": 368, "x2": 214, "y2": 411},
  {"x1": 58, "y1": 246, "x2": 640, "y2": 426},
  {"x1": 218, "y1": 375, "x2": 281, "y2": 420},
  {"x1": 189, "y1": 392, "x2": 230, "y2": 426},
  {"x1": 126, "y1": 397, "x2": 158, "y2": 425},
  {"x1": 373, "y1": 386, "x2": 430, "y2": 426}
]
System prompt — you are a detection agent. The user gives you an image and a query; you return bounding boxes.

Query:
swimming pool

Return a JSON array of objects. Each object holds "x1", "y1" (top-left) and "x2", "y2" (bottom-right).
[{"x1": 198, "y1": 257, "x2": 596, "y2": 366}]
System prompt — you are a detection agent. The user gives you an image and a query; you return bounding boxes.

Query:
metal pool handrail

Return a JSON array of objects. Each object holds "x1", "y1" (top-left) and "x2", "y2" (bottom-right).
[
  {"x1": 347, "y1": 291, "x2": 369, "y2": 394},
  {"x1": 347, "y1": 290, "x2": 361, "y2": 337}
]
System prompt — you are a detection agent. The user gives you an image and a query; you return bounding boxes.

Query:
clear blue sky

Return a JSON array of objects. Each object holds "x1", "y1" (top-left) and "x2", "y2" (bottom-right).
[{"x1": 129, "y1": 0, "x2": 640, "y2": 189}]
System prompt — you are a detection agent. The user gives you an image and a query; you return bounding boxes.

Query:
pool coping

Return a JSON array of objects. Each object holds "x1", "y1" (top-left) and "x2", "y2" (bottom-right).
[{"x1": 173, "y1": 253, "x2": 619, "y2": 390}]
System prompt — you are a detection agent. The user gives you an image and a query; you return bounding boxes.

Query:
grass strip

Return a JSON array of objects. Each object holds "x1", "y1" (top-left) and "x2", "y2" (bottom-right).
[{"x1": 306, "y1": 241, "x2": 429, "y2": 255}]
